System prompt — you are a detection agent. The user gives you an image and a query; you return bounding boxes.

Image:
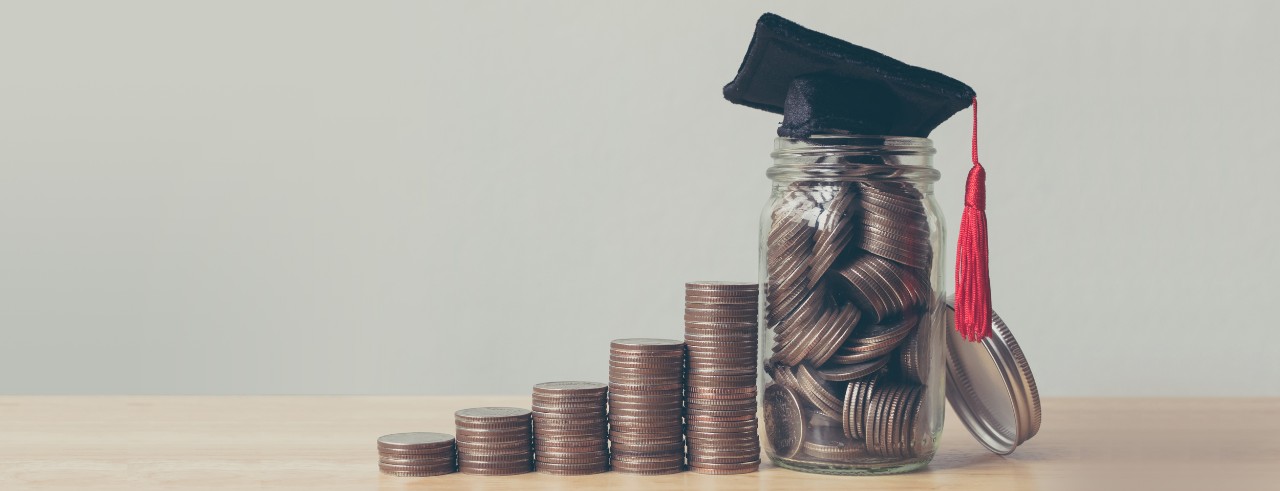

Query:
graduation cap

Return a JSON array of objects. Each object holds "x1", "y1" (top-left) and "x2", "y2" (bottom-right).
[
  {"x1": 723, "y1": 13, "x2": 975, "y2": 138},
  {"x1": 723, "y1": 13, "x2": 994, "y2": 341}
]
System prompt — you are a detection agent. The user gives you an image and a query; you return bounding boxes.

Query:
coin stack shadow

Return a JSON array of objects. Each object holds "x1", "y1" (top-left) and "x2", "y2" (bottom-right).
[
  {"x1": 377, "y1": 432, "x2": 457, "y2": 477},
  {"x1": 683, "y1": 281, "x2": 762, "y2": 475},
  {"x1": 531, "y1": 381, "x2": 610, "y2": 475},
  {"x1": 607, "y1": 338, "x2": 687, "y2": 475},
  {"x1": 454, "y1": 407, "x2": 534, "y2": 475},
  {"x1": 762, "y1": 179, "x2": 933, "y2": 463}
]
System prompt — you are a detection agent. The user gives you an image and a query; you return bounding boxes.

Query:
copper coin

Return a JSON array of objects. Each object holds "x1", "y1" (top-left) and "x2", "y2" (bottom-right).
[
  {"x1": 801, "y1": 439, "x2": 866, "y2": 462},
  {"x1": 688, "y1": 463, "x2": 758, "y2": 475},
  {"x1": 457, "y1": 458, "x2": 533, "y2": 468},
  {"x1": 685, "y1": 320, "x2": 759, "y2": 330},
  {"x1": 895, "y1": 327, "x2": 926, "y2": 384},
  {"x1": 533, "y1": 425, "x2": 606, "y2": 434},
  {"x1": 686, "y1": 375, "x2": 756, "y2": 387},
  {"x1": 807, "y1": 187, "x2": 858, "y2": 285},
  {"x1": 685, "y1": 420, "x2": 758, "y2": 431},
  {"x1": 535, "y1": 464, "x2": 608, "y2": 475},
  {"x1": 455, "y1": 407, "x2": 531, "y2": 422},
  {"x1": 377, "y1": 445, "x2": 455, "y2": 457},
  {"x1": 685, "y1": 306, "x2": 758, "y2": 316},
  {"x1": 684, "y1": 332, "x2": 757, "y2": 343},
  {"x1": 608, "y1": 416, "x2": 685, "y2": 426},
  {"x1": 455, "y1": 438, "x2": 529, "y2": 449},
  {"x1": 607, "y1": 433, "x2": 684, "y2": 444},
  {"x1": 533, "y1": 381, "x2": 607, "y2": 396},
  {"x1": 609, "y1": 347, "x2": 685, "y2": 357},
  {"x1": 818, "y1": 356, "x2": 891, "y2": 382},
  {"x1": 532, "y1": 442, "x2": 606, "y2": 455},
  {"x1": 379, "y1": 454, "x2": 454, "y2": 466},
  {"x1": 762, "y1": 383, "x2": 804, "y2": 459},
  {"x1": 686, "y1": 437, "x2": 759, "y2": 449},
  {"x1": 378, "y1": 460, "x2": 456, "y2": 471},
  {"x1": 685, "y1": 281, "x2": 758, "y2": 293},
  {"x1": 686, "y1": 300, "x2": 758, "y2": 310},
  {"x1": 607, "y1": 401, "x2": 684, "y2": 412},
  {"x1": 610, "y1": 466, "x2": 684, "y2": 475},
  {"x1": 534, "y1": 450, "x2": 608, "y2": 460},
  {"x1": 377, "y1": 432, "x2": 455, "y2": 452},
  {"x1": 793, "y1": 363, "x2": 842, "y2": 419},
  {"x1": 687, "y1": 385, "x2": 757, "y2": 395},
  {"x1": 532, "y1": 407, "x2": 605, "y2": 417},
  {"x1": 610, "y1": 454, "x2": 685, "y2": 465},
  {"x1": 686, "y1": 459, "x2": 760, "y2": 472},
  {"x1": 685, "y1": 397, "x2": 755, "y2": 407},
  {"x1": 535, "y1": 419, "x2": 604, "y2": 429},
  {"x1": 454, "y1": 425, "x2": 530, "y2": 436},
  {"x1": 806, "y1": 303, "x2": 861, "y2": 367},
  {"x1": 457, "y1": 466, "x2": 532, "y2": 475},
  {"x1": 687, "y1": 448, "x2": 760, "y2": 460},
  {"x1": 607, "y1": 393, "x2": 684, "y2": 403},
  {"x1": 608, "y1": 356, "x2": 684, "y2": 366},
  {"x1": 458, "y1": 466, "x2": 532, "y2": 476},
  {"x1": 848, "y1": 370, "x2": 885, "y2": 440},
  {"x1": 609, "y1": 441, "x2": 685, "y2": 453},
  {"x1": 533, "y1": 458, "x2": 608, "y2": 466},
  {"x1": 457, "y1": 451, "x2": 531, "y2": 461},
  {"x1": 378, "y1": 462, "x2": 456, "y2": 477},
  {"x1": 610, "y1": 338, "x2": 685, "y2": 351},
  {"x1": 532, "y1": 392, "x2": 607, "y2": 402},
  {"x1": 454, "y1": 437, "x2": 530, "y2": 446},
  {"x1": 380, "y1": 469, "x2": 456, "y2": 477}
]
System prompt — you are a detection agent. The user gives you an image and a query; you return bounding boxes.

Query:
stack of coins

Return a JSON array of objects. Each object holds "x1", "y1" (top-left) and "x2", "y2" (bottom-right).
[
  {"x1": 377, "y1": 432, "x2": 457, "y2": 477},
  {"x1": 761, "y1": 175, "x2": 934, "y2": 465},
  {"x1": 454, "y1": 407, "x2": 533, "y2": 475},
  {"x1": 608, "y1": 338, "x2": 686, "y2": 475},
  {"x1": 683, "y1": 281, "x2": 761, "y2": 475},
  {"x1": 532, "y1": 381, "x2": 609, "y2": 475}
]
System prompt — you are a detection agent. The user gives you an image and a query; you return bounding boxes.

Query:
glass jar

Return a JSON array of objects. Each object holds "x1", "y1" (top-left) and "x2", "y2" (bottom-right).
[{"x1": 759, "y1": 135, "x2": 947, "y2": 475}]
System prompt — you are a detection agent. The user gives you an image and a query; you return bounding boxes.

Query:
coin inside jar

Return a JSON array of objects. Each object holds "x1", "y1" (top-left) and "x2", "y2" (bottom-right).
[{"x1": 763, "y1": 383, "x2": 804, "y2": 458}]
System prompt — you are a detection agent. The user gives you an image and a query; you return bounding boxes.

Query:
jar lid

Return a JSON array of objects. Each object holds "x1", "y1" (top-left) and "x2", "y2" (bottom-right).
[{"x1": 943, "y1": 299, "x2": 1041, "y2": 455}]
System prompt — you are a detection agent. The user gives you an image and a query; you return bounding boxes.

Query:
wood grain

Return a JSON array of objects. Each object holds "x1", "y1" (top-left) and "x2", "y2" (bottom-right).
[{"x1": 1, "y1": 397, "x2": 1276, "y2": 490}]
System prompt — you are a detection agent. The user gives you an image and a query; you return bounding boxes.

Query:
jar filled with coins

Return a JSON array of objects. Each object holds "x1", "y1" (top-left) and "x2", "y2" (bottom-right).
[{"x1": 760, "y1": 135, "x2": 946, "y2": 474}]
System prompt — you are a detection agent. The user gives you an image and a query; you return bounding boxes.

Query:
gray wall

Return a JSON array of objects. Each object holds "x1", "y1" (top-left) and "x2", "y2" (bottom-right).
[{"x1": 2, "y1": 1, "x2": 1277, "y2": 396}]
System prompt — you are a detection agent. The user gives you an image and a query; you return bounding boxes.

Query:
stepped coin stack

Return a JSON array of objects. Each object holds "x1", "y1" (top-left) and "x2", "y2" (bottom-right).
[
  {"x1": 376, "y1": 432, "x2": 457, "y2": 477},
  {"x1": 607, "y1": 338, "x2": 687, "y2": 475},
  {"x1": 683, "y1": 281, "x2": 762, "y2": 475},
  {"x1": 454, "y1": 407, "x2": 533, "y2": 475},
  {"x1": 762, "y1": 180, "x2": 933, "y2": 464},
  {"x1": 531, "y1": 381, "x2": 610, "y2": 475}
]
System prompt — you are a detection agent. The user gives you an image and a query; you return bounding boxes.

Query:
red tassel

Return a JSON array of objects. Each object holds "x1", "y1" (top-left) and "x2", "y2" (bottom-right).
[{"x1": 954, "y1": 97, "x2": 992, "y2": 341}]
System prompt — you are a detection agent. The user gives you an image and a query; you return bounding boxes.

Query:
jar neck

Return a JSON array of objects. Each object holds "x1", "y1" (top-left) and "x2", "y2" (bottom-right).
[{"x1": 767, "y1": 134, "x2": 939, "y2": 184}]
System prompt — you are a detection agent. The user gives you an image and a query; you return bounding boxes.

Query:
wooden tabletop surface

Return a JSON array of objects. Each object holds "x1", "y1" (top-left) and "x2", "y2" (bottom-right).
[{"x1": 1, "y1": 397, "x2": 1276, "y2": 490}]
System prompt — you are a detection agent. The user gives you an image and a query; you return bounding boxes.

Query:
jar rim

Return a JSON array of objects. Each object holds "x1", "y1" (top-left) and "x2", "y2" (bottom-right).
[
  {"x1": 772, "y1": 134, "x2": 936, "y2": 158},
  {"x1": 768, "y1": 134, "x2": 939, "y2": 183}
]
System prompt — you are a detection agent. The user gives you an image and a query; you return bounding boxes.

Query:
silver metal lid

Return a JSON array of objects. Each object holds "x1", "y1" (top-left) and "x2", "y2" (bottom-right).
[{"x1": 943, "y1": 299, "x2": 1041, "y2": 455}]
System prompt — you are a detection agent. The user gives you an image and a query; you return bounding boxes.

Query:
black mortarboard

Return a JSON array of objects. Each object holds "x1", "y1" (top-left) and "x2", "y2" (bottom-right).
[{"x1": 724, "y1": 13, "x2": 976, "y2": 138}]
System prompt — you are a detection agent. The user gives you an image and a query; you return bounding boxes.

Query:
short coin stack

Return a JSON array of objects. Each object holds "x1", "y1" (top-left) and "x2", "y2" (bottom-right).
[
  {"x1": 532, "y1": 381, "x2": 610, "y2": 475},
  {"x1": 376, "y1": 432, "x2": 457, "y2": 477},
  {"x1": 454, "y1": 407, "x2": 533, "y2": 475},
  {"x1": 683, "y1": 281, "x2": 762, "y2": 474},
  {"x1": 608, "y1": 338, "x2": 687, "y2": 475}
]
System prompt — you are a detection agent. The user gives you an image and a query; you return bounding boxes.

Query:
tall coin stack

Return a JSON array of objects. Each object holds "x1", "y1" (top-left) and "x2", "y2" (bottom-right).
[
  {"x1": 376, "y1": 432, "x2": 457, "y2": 477},
  {"x1": 683, "y1": 281, "x2": 762, "y2": 475},
  {"x1": 531, "y1": 381, "x2": 610, "y2": 475},
  {"x1": 607, "y1": 338, "x2": 687, "y2": 475},
  {"x1": 454, "y1": 407, "x2": 533, "y2": 476}
]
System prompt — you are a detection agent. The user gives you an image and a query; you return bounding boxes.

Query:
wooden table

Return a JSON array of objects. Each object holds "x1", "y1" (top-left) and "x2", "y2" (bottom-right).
[{"x1": 1, "y1": 397, "x2": 1276, "y2": 490}]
